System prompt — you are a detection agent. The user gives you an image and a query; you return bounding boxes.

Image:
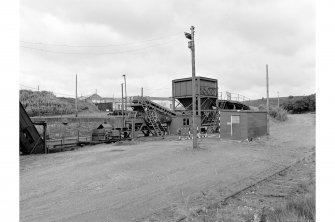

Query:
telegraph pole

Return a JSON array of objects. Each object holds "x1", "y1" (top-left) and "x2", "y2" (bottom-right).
[
  {"x1": 38, "y1": 85, "x2": 41, "y2": 118},
  {"x1": 277, "y1": 91, "x2": 280, "y2": 108},
  {"x1": 141, "y1": 87, "x2": 143, "y2": 97},
  {"x1": 121, "y1": 83, "x2": 124, "y2": 128},
  {"x1": 123, "y1": 74, "x2": 127, "y2": 111},
  {"x1": 266, "y1": 65, "x2": 269, "y2": 135},
  {"x1": 75, "y1": 74, "x2": 78, "y2": 117},
  {"x1": 185, "y1": 26, "x2": 197, "y2": 149},
  {"x1": 113, "y1": 93, "x2": 115, "y2": 111}
]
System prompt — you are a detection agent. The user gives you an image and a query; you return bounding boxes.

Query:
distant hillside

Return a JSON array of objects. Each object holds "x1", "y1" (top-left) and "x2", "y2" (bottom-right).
[
  {"x1": 20, "y1": 90, "x2": 99, "y2": 117},
  {"x1": 245, "y1": 94, "x2": 315, "y2": 114},
  {"x1": 244, "y1": 95, "x2": 304, "y2": 108}
]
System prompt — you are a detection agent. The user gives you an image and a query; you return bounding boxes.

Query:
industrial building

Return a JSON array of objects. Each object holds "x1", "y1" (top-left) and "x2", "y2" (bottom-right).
[
  {"x1": 127, "y1": 76, "x2": 267, "y2": 138},
  {"x1": 19, "y1": 75, "x2": 267, "y2": 154}
]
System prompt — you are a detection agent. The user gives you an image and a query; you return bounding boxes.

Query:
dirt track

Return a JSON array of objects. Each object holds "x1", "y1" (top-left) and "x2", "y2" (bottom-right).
[{"x1": 20, "y1": 114, "x2": 315, "y2": 222}]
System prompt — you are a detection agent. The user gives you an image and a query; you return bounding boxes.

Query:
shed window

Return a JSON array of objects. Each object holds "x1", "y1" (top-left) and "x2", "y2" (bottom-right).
[
  {"x1": 231, "y1": 115, "x2": 240, "y2": 124},
  {"x1": 183, "y1": 118, "x2": 190, "y2": 126}
]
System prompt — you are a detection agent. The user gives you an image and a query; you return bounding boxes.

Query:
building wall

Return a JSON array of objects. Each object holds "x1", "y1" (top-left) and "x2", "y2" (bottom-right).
[
  {"x1": 219, "y1": 110, "x2": 267, "y2": 140},
  {"x1": 219, "y1": 111, "x2": 248, "y2": 140},
  {"x1": 31, "y1": 117, "x2": 123, "y2": 139},
  {"x1": 247, "y1": 112, "x2": 267, "y2": 138},
  {"x1": 169, "y1": 115, "x2": 201, "y2": 135}
]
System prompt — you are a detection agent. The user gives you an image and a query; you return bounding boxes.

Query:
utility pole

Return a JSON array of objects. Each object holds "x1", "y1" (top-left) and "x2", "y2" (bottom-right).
[
  {"x1": 266, "y1": 64, "x2": 269, "y2": 135},
  {"x1": 75, "y1": 74, "x2": 78, "y2": 117},
  {"x1": 38, "y1": 85, "x2": 41, "y2": 118},
  {"x1": 185, "y1": 25, "x2": 197, "y2": 149},
  {"x1": 121, "y1": 83, "x2": 124, "y2": 128},
  {"x1": 123, "y1": 74, "x2": 127, "y2": 111},
  {"x1": 277, "y1": 91, "x2": 280, "y2": 108},
  {"x1": 113, "y1": 93, "x2": 115, "y2": 111},
  {"x1": 141, "y1": 87, "x2": 143, "y2": 97}
]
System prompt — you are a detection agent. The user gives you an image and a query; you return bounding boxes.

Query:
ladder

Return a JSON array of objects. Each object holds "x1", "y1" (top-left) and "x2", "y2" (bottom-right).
[{"x1": 144, "y1": 108, "x2": 165, "y2": 136}]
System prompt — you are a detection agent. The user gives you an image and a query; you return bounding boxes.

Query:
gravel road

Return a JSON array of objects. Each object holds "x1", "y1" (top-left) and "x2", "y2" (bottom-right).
[{"x1": 20, "y1": 114, "x2": 315, "y2": 222}]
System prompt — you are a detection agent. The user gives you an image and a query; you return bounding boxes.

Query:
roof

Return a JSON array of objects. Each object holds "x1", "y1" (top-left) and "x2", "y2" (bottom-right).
[
  {"x1": 172, "y1": 76, "x2": 217, "y2": 83},
  {"x1": 79, "y1": 93, "x2": 102, "y2": 101},
  {"x1": 97, "y1": 123, "x2": 113, "y2": 129}
]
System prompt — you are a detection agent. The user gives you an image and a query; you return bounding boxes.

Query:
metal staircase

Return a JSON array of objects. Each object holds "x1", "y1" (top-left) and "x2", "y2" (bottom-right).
[
  {"x1": 132, "y1": 96, "x2": 169, "y2": 136},
  {"x1": 144, "y1": 109, "x2": 165, "y2": 136},
  {"x1": 132, "y1": 96, "x2": 176, "y2": 117},
  {"x1": 206, "y1": 111, "x2": 220, "y2": 133}
]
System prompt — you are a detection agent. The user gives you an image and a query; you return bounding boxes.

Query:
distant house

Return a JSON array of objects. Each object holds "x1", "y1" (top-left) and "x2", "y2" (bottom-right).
[
  {"x1": 79, "y1": 93, "x2": 126, "y2": 111},
  {"x1": 78, "y1": 93, "x2": 102, "y2": 103}
]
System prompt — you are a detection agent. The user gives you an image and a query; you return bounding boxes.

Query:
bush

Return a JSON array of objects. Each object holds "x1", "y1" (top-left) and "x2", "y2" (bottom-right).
[
  {"x1": 282, "y1": 94, "x2": 315, "y2": 114},
  {"x1": 258, "y1": 105, "x2": 288, "y2": 121},
  {"x1": 269, "y1": 107, "x2": 288, "y2": 121}
]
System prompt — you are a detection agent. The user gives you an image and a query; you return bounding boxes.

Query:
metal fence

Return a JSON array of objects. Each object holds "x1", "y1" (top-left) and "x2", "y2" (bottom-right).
[{"x1": 47, "y1": 136, "x2": 92, "y2": 149}]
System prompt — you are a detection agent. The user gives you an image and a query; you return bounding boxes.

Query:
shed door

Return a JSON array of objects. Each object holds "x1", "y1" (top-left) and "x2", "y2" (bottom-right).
[{"x1": 231, "y1": 115, "x2": 241, "y2": 140}]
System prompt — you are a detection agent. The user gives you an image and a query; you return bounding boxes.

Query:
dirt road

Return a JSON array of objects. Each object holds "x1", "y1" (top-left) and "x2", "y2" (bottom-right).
[{"x1": 20, "y1": 114, "x2": 315, "y2": 222}]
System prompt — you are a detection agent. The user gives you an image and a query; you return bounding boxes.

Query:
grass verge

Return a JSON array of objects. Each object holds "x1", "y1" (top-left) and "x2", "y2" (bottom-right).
[{"x1": 265, "y1": 183, "x2": 315, "y2": 222}]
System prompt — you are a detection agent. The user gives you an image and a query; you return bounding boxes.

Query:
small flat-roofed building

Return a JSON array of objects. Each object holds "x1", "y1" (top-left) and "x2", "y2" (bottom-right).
[{"x1": 219, "y1": 110, "x2": 267, "y2": 140}]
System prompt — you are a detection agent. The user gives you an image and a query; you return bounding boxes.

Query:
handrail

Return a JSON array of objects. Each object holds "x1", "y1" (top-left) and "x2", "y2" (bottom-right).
[
  {"x1": 131, "y1": 96, "x2": 176, "y2": 116},
  {"x1": 223, "y1": 91, "x2": 250, "y2": 103}
]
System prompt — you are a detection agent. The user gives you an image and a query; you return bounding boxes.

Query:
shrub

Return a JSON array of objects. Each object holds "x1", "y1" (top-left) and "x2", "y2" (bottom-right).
[
  {"x1": 282, "y1": 94, "x2": 315, "y2": 114},
  {"x1": 269, "y1": 107, "x2": 288, "y2": 121},
  {"x1": 258, "y1": 105, "x2": 288, "y2": 121}
]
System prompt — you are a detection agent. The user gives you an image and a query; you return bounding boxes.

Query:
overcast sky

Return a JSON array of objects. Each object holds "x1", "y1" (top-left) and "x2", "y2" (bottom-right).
[{"x1": 20, "y1": 0, "x2": 315, "y2": 99}]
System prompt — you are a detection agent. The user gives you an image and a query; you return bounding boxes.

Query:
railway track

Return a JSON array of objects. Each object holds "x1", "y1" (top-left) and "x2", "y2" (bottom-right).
[
  {"x1": 178, "y1": 151, "x2": 316, "y2": 222},
  {"x1": 143, "y1": 151, "x2": 315, "y2": 222}
]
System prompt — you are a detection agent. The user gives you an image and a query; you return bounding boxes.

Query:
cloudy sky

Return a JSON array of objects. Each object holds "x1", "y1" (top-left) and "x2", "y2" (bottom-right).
[{"x1": 20, "y1": 0, "x2": 315, "y2": 99}]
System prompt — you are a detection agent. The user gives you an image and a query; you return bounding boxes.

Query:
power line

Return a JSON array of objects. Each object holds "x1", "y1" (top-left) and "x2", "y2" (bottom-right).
[
  {"x1": 20, "y1": 37, "x2": 181, "y2": 55},
  {"x1": 19, "y1": 84, "x2": 75, "y2": 97},
  {"x1": 19, "y1": 84, "x2": 38, "y2": 90},
  {"x1": 20, "y1": 33, "x2": 182, "y2": 48}
]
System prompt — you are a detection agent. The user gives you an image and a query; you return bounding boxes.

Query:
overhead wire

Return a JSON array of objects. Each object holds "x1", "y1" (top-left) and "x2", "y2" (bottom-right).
[
  {"x1": 20, "y1": 33, "x2": 182, "y2": 48},
  {"x1": 20, "y1": 34, "x2": 183, "y2": 55},
  {"x1": 20, "y1": 84, "x2": 76, "y2": 97}
]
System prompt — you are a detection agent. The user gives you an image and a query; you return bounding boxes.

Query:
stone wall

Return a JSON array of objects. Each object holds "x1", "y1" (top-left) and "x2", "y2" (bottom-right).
[{"x1": 31, "y1": 116, "x2": 124, "y2": 139}]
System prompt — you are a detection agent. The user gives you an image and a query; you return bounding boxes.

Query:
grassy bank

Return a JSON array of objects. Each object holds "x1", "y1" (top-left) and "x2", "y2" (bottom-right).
[{"x1": 20, "y1": 90, "x2": 99, "y2": 117}]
